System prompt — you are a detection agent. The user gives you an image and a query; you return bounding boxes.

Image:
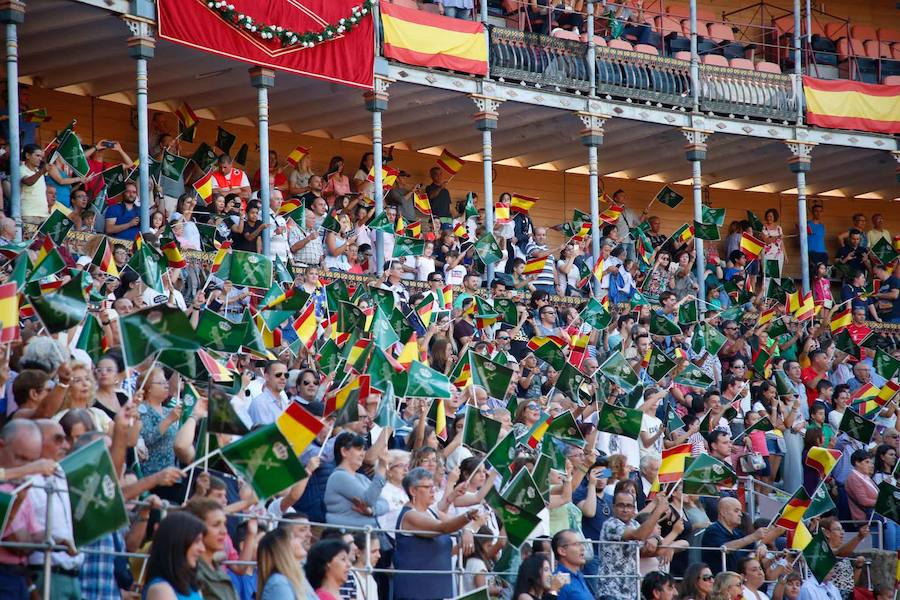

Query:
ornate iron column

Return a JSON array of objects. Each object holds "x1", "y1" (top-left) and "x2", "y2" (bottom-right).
[
  {"x1": 786, "y1": 140, "x2": 815, "y2": 294},
  {"x1": 365, "y1": 75, "x2": 391, "y2": 274},
  {"x1": 683, "y1": 127, "x2": 711, "y2": 300},
  {"x1": 123, "y1": 15, "x2": 155, "y2": 233},
  {"x1": 577, "y1": 112, "x2": 608, "y2": 263},
  {"x1": 250, "y1": 67, "x2": 275, "y2": 255},
  {"x1": 471, "y1": 94, "x2": 502, "y2": 285}
]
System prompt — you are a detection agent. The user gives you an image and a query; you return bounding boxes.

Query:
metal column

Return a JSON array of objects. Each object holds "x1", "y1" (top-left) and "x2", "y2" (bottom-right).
[
  {"x1": 689, "y1": 0, "x2": 700, "y2": 112},
  {"x1": 793, "y1": 0, "x2": 804, "y2": 125},
  {"x1": 578, "y1": 113, "x2": 607, "y2": 266},
  {"x1": 684, "y1": 128, "x2": 710, "y2": 301},
  {"x1": 472, "y1": 95, "x2": 501, "y2": 286},
  {"x1": 250, "y1": 67, "x2": 275, "y2": 256},
  {"x1": 125, "y1": 18, "x2": 155, "y2": 233},
  {"x1": 586, "y1": 0, "x2": 596, "y2": 97},
  {"x1": 3, "y1": 5, "x2": 23, "y2": 239},
  {"x1": 788, "y1": 141, "x2": 814, "y2": 294},
  {"x1": 366, "y1": 77, "x2": 390, "y2": 275}
]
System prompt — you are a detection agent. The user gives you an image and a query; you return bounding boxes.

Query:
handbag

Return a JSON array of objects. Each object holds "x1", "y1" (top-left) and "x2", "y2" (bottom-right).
[{"x1": 740, "y1": 452, "x2": 766, "y2": 473}]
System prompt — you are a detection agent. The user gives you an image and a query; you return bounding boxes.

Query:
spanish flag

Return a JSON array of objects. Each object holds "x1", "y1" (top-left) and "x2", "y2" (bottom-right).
[
  {"x1": 524, "y1": 411, "x2": 551, "y2": 448},
  {"x1": 255, "y1": 314, "x2": 282, "y2": 350},
  {"x1": 416, "y1": 297, "x2": 435, "y2": 328},
  {"x1": 278, "y1": 197, "x2": 304, "y2": 216},
  {"x1": 276, "y1": 402, "x2": 324, "y2": 456},
  {"x1": 659, "y1": 443, "x2": 692, "y2": 483},
  {"x1": 794, "y1": 291, "x2": 815, "y2": 322},
  {"x1": 740, "y1": 232, "x2": 764, "y2": 260},
  {"x1": 757, "y1": 307, "x2": 776, "y2": 328},
  {"x1": 209, "y1": 240, "x2": 231, "y2": 275},
  {"x1": 174, "y1": 101, "x2": 198, "y2": 129},
  {"x1": 91, "y1": 237, "x2": 119, "y2": 278},
  {"x1": 192, "y1": 169, "x2": 214, "y2": 205},
  {"x1": 522, "y1": 256, "x2": 547, "y2": 276},
  {"x1": 451, "y1": 357, "x2": 471, "y2": 387},
  {"x1": 774, "y1": 487, "x2": 811, "y2": 531},
  {"x1": 674, "y1": 223, "x2": 694, "y2": 244},
  {"x1": 0, "y1": 282, "x2": 19, "y2": 342},
  {"x1": 441, "y1": 285, "x2": 453, "y2": 309},
  {"x1": 879, "y1": 380, "x2": 900, "y2": 405},
  {"x1": 510, "y1": 194, "x2": 537, "y2": 214},
  {"x1": 830, "y1": 307, "x2": 852, "y2": 334},
  {"x1": 599, "y1": 204, "x2": 623, "y2": 224},
  {"x1": 428, "y1": 397, "x2": 448, "y2": 441},
  {"x1": 381, "y1": 3, "x2": 488, "y2": 76},
  {"x1": 436, "y1": 148, "x2": 464, "y2": 176},
  {"x1": 788, "y1": 519, "x2": 813, "y2": 551},
  {"x1": 495, "y1": 201, "x2": 510, "y2": 224},
  {"x1": 397, "y1": 333, "x2": 420, "y2": 367},
  {"x1": 803, "y1": 76, "x2": 900, "y2": 135},
  {"x1": 161, "y1": 239, "x2": 186, "y2": 270},
  {"x1": 804, "y1": 446, "x2": 842, "y2": 479},
  {"x1": 292, "y1": 301, "x2": 318, "y2": 350},
  {"x1": 286, "y1": 145, "x2": 309, "y2": 168},
  {"x1": 197, "y1": 349, "x2": 234, "y2": 383},
  {"x1": 34, "y1": 236, "x2": 55, "y2": 268},
  {"x1": 453, "y1": 222, "x2": 468, "y2": 239},
  {"x1": 592, "y1": 257, "x2": 606, "y2": 283},
  {"x1": 368, "y1": 165, "x2": 400, "y2": 189},
  {"x1": 325, "y1": 375, "x2": 370, "y2": 417},
  {"x1": 414, "y1": 191, "x2": 432, "y2": 216},
  {"x1": 406, "y1": 221, "x2": 422, "y2": 239}
]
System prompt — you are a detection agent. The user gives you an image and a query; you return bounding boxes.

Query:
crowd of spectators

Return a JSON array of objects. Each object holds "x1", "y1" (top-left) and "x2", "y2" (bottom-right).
[{"x1": 0, "y1": 111, "x2": 898, "y2": 600}]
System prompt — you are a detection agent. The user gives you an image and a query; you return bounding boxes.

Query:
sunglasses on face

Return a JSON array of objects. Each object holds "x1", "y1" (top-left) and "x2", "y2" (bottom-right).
[
  {"x1": 302, "y1": 379, "x2": 318, "y2": 385},
  {"x1": 272, "y1": 372, "x2": 288, "y2": 378}
]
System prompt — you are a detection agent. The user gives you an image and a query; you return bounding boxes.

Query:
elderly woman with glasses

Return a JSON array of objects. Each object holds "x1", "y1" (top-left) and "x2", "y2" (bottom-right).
[
  {"x1": 137, "y1": 366, "x2": 193, "y2": 488},
  {"x1": 393, "y1": 466, "x2": 485, "y2": 600}
]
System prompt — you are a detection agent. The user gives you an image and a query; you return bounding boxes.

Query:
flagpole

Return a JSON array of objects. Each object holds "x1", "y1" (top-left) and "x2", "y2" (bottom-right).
[
  {"x1": 180, "y1": 448, "x2": 222, "y2": 474},
  {"x1": 317, "y1": 423, "x2": 336, "y2": 459}
]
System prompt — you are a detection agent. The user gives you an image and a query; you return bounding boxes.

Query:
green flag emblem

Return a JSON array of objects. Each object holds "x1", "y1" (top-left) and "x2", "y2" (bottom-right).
[{"x1": 60, "y1": 438, "x2": 129, "y2": 546}]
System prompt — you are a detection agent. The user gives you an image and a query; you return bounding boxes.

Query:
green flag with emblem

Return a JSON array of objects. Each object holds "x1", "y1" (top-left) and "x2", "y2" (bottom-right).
[
  {"x1": 462, "y1": 408, "x2": 502, "y2": 454},
  {"x1": 691, "y1": 322, "x2": 727, "y2": 356},
  {"x1": 493, "y1": 298, "x2": 518, "y2": 326},
  {"x1": 207, "y1": 383, "x2": 249, "y2": 436},
  {"x1": 746, "y1": 210, "x2": 765, "y2": 231},
  {"x1": 678, "y1": 299, "x2": 700, "y2": 325},
  {"x1": 579, "y1": 297, "x2": 612, "y2": 329},
  {"x1": 28, "y1": 278, "x2": 87, "y2": 334},
  {"x1": 126, "y1": 239, "x2": 163, "y2": 291},
  {"x1": 215, "y1": 126, "x2": 236, "y2": 153},
  {"x1": 366, "y1": 346, "x2": 400, "y2": 393},
  {"x1": 774, "y1": 370, "x2": 794, "y2": 397},
  {"x1": 650, "y1": 312, "x2": 682, "y2": 336},
  {"x1": 336, "y1": 301, "x2": 366, "y2": 333},
  {"x1": 665, "y1": 398, "x2": 685, "y2": 432},
  {"x1": 28, "y1": 247, "x2": 65, "y2": 283},
  {"x1": 874, "y1": 481, "x2": 900, "y2": 523},
  {"x1": 161, "y1": 150, "x2": 189, "y2": 181},
  {"x1": 373, "y1": 381, "x2": 402, "y2": 428},
  {"x1": 833, "y1": 329, "x2": 862, "y2": 361},
  {"x1": 598, "y1": 351, "x2": 639, "y2": 389},
  {"x1": 75, "y1": 313, "x2": 106, "y2": 364},
  {"x1": 501, "y1": 468, "x2": 545, "y2": 516},
  {"x1": 806, "y1": 482, "x2": 836, "y2": 519},
  {"x1": 368, "y1": 211, "x2": 394, "y2": 234},
  {"x1": 195, "y1": 309, "x2": 245, "y2": 353},
  {"x1": 682, "y1": 454, "x2": 737, "y2": 496},
  {"x1": 654, "y1": 185, "x2": 684, "y2": 208},
  {"x1": 229, "y1": 251, "x2": 273, "y2": 289},
  {"x1": 179, "y1": 382, "x2": 202, "y2": 426},
  {"x1": 802, "y1": 530, "x2": 836, "y2": 583},
  {"x1": 37, "y1": 210, "x2": 74, "y2": 246},
  {"x1": 874, "y1": 348, "x2": 900, "y2": 381},
  {"x1": 645, "y1": 345, "x2": 677, "y2": 383},
  {"x1": 871, "y1": 237, "x2": 899, "y2": 266},
  {"x1": 317, "y1": 339, "x2": 343, "y2": 374},
  {"x1": 404, "y1": 360, "x2": 452, "y2": 399},
  {"x1": 191, "y1": 142, "x2": 218, "y2": 172},
  {"x1": 764, "y1": 259, "x2": 781, "y2": 279},
  {"x1": 474, "y1": 233, "x2": 503, "y2": 265},
  {"x1": 596, "y1": 402, "x2": 643, "y2": 439},
  {"x1": 532, "y1": 338, "x2": 566, "y2": 371},
  {"x1": 554, "y1": 361, "x2": 590, "y2": 404},
  {"x1": 221, "y1": 424, "x2": 308, "y2": 500},
  {"x1": 158, "y1": 349, "x2": 209, "y2": 382},
  {"x1": 393, "y1": 235, "x2": 425, "y2": 258},
  {"x1": 233, "y1": 143, "x2": 249, "y2": 166},
  {"x1": 630, "y1": 289, "x2": 650, "y2": 307},
  {"x1": 544, "y1": 410, "x2": 584, "y2": 447},
  {"x1": 838, "y1": 409, "x2": 876, "y2": 444},
  {"x1": 119, "y1": 304, "x2": 200, "y2": 367},
  {"x1": 486, "y1": 488, "x2": 541, "y2": 548},
  {"x1": 371, "y1": 306, "x2": 399, "y2": 348},
  {"x1": 692, "y1": 221, "x2": 720, "y2": 241},
  {"x1": 102, "y1": 164, "x2": 127, "y2": 200},
  {"x1": 486, "y1": 431, "x2": 518, "y2": 479},
  {"x1": 60, "y1": 438, "x2": 128, "y2": 546},
  {"x1": 470, "y1": 352, "x2": 514, "y2": 400},
  {"x1": 701, "y1": 205, "x2": 726, "y2": 227},
  {"x1": 55, "y1": 129, "x2": 89, "y2": 176},
  {"x1": 673, "y1": 363, "x2": 714, "y2": 389}
]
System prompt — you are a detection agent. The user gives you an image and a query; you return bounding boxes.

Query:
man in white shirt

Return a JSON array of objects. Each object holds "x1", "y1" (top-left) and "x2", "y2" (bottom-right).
[
  {"x1": 799, "y1": 573, "x2": 841, "y2": 600},
  {"x1": 248, "y1": 361, "x2": 290, "y2": 426},
  {"x1": 269, "y1": 189, "x2": 290, "y2": 263}
]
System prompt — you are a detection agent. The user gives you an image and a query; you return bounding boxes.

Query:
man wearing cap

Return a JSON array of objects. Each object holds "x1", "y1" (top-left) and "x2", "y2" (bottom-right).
[
  {"x1": 386, "y1": 171, "x2": 416, "y2": 222},
  {"x1": 425, "y1": 167, "x2": 452, "y2": 222}
]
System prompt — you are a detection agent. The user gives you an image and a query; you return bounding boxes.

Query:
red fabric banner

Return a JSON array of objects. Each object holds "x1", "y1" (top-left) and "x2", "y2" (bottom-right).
[{"x1": 158, "y1": 0, "x2": 374, "y2": 89}]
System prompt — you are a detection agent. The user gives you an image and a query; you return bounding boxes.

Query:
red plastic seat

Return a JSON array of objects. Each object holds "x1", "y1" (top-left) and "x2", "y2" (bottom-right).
[
  {"x1": 851, "y1": 25, "x2": 878, "y2": 42},
  {"x1": 655, "y1": 15, "x2": 684, "y2": 38},
  {"x1": 877, "y1": 28, "x2": 900, "y2": 44},
  {"x1": 579, "y1": 34, "x2": 608, "y2": 47},
  {"x1": 707, "y1": 22, "x2": 735, "y2": 43},
  {"x1": 883, "y1": 75, "x2": 900, "y2": 85},
  {"x1": 608, "y1": 38, "x2": 634, "y2": 51},
  {"x1": 701, "y1": 54, "x2": 729, "y2": 67},
  {"x1": 894, "y1": 45, "x2": 900, "y2": 60},
  {"x1": 552, "y1": 28, "x2": 581, "y2": 41},
  {"x1": 673, "y1": 51, "x2": 691, "y2": 61},
  {"x1": 824, "y1": 22, "x2": 849, "y2": 40},
  {"x1": 729, "y1": 58, "x2": 754, "y2": 70},
  {"x1": 865, "y1": 40, "x2": 892, "y2": 59},
  {"x1": 634, "y1": 43, "x2": 659, "y2": 55},
  {"x1": 755, "y1": 61, "x2": 782, "y2": 74},
  {"x1": 836, "y1": 38, "x2": 866, "y2": 61}
]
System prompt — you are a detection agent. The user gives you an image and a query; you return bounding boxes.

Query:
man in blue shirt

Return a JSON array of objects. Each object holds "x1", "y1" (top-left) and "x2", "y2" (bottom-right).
[
  {"x1": 551, "y1": 529, "x2": 592, "y2": 600},
  {"x1": 701, "y1": 496, "x2": 781, "y2": 573},
  {"x1": 104, "y1": 180, "x2": 141, "y2": 240},
  {"x1": 807, "y1": 204, "x2": 828, "y2": 267}
]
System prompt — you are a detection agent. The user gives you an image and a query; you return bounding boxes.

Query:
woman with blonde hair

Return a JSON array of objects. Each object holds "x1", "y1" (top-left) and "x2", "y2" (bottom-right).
[
  {"x1": 56, "y1": 361, "x2": 112, "y2": 433},
  {"x1": 257, "y1": 527, "x2": 310, "y2": 600},
  {"x1": 708, "y1": 571, "x2": 743, "y2": 600}
]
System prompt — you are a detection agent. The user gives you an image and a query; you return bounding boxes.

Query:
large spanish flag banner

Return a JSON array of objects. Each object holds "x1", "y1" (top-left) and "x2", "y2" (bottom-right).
[
  {"x1": 381, "y1": 3, "x2": 488, "y2": 76},
  {"x1": 158, "y1": 0, "x2": 374, "y2": 89},
  {"x1": 803, "y1": 76, "x2": 900, "y2": 135}
]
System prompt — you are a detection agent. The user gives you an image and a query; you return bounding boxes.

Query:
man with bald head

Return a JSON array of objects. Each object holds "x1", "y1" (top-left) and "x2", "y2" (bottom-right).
[
  {"x1": 702, "y1": 496, "x2": 782, "y2": 573},
  {"x1": 27, "y1": 419, "x2": 83, "y2": 597},
  {"x1": 0, "y1": 216, "x2": 16, "y2": 245}
]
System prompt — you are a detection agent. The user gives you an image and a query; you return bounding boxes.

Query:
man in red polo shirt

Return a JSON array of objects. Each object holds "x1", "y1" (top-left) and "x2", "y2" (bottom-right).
[
  {"x1": 801, "y1": 349, "x2": 831, "y2": 405},
  {"x1": 211, "y1": 153, "x2": 251, "y2": 204}
]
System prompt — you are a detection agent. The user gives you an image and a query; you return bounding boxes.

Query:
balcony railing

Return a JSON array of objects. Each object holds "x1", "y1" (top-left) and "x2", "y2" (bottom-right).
[{"x1": 489, "y1": 27, "x2": 798, "y2": 122}]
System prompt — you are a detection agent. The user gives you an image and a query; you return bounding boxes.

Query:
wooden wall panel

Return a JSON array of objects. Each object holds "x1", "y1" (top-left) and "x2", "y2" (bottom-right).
[{"x1": 27, "y1": 87, "x2": 895, "y2": 279}]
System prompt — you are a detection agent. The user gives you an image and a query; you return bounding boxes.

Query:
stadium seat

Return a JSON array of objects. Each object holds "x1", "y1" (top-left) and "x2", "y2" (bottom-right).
[
  {"x1": 551, "y1": 28, "x2": 581, "y2": 41},
  {"x1": 866, "y1": 40, "x2": 893, "y2": 59},
  {"x1": 851, "y1": 26, "x2": 878, "y2": 42},
  {"x1": 579, "y1": 34, "x2": 608, "y2": 47},
  {"x1": 609, "y1": 39, "x2": 634, "y2": 51},
  {"x1": 634, "y1": 44, "x2": 659, "y2": 55},
  {"x1": 884, "y1": 75, "x2": 900, "y2": 85},
  {"x1": 656, "y1": 15, "x2": 691, "y2": 55},
  {"x1": 755, "y1": 61, "x2": 782, "y2": 74},
  {"x1": 877, "y1": 28, "x2": 899, "y2": 45},
  {"x1": 836, "y1": 37, "x2": 867, "y2": 61},
  {"x1": 824, "y1": 22, "x2": 849, "y2": 41},
  {"x1": 837, "y1": 38, "x2": 877, "y2": 82},
  {"x1": 673, "y1": 51, "x2": 691, "y2": 61},
  {"x1": 894, "y1": 45, "x2": 900, "y2": 60},
  {"x1": 707, "y1": 23, "x2": 735, "y2": 43},
  {"x1": 729, "y1": 58, "x2": 754, "y2": 70},
  {"x1": 701, "y1": 54, "x2": 728, "y2": 67}
]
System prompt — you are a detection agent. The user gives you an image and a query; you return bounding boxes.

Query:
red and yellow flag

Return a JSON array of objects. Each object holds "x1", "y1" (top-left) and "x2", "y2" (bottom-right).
[
  {"x1": 522, "y1": 256, "x2": 547, "y2": 276},
  {"x1": 525, "y1": 411, "x2": 552, "y2": 449},
  {"x1": 804, "y1": 446, "x2": 842, "y2": 479},
  {"x1": 197, "y1": 349, "x2": 234, "y2": 383},
  {"x1": 510, "y1": 194, "x2": 537, "y2": 214},
  {"x1": 368, "y1": 165, "x2": 399, "y2": 189},
  {"x1": 774, "y1": 487, "x2": 811, "y2": 531},
  {"x1": 161, "y1": 239, "x2": 186, "y2": 270},
  {"x1": 325, "y1": 375, "x2": 370, "y2": 417},
  {"x1": 659, "y1": 443, "x2": 692, "y2": 483},
  {"x1": 740, "y1": 232, "x2": 764, "y2": 260},
  {"x1": 286, "y1": 145, "x2": 309, "y2": 168},
  {"x1": 436, "y1": 148, "x2": 464, "y2": 176},
  {"x1": 0, "y1": 282, "x2": 19, "y2": 342},
  {"x1": 276, "y1": 402, "x2": 324, "y2": 455},
  {"x1": 441, "y1": 285, "x2": 453, "y2": 309},
  {"x1": 292, "y1": 301, "x2": 318, "y2": 350},
  {"x1": 803, "y1": 76, "x2": 900, "y2": 135},
  {"x1": 453, "y1": 222, "x2": 468, "y2": 239},
  {"x1": 794, "y1": 291, "x2": 815, "y2": 322},
  {"x1": 494, "y1": 201, "x2": 510, "y2": 224},
  {"x1": 830, "y1": 307, "x2": 852, "y2": 334},
  {"x1": 209, "y1": 240, "x2": 231, "y2": 275},
  {"x1": 599, "y1": 204, "x2": 623, "y2": 224},
  {"x1": 174, "y1": 101, "x2": 199, "y2": 129},
  {"x1": 414, "y1": 191, "x2": 432, "y2": 216}
]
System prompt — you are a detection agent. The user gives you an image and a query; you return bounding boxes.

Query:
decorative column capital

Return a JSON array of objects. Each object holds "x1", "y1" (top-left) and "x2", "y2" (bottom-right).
[
  {"x1": 470, "y1": 94, "x2": 503, "y2": 131},
  {"x1": 249, "y1": 67, "x2": 276, "y2": 89},
  {"x1": 682, "y1": 128, "x2": 712, "y2": 161},
  {"x1": 785, "y1": 140, "x2": 816, "y2": 173},
  {"x1": 0, "y1": 0, "x2": 25, "y2": 25},
  {"x1": 576, "y1": 112, "x2": 609, "y2": 147},
  {"x1": 364, "y1": 76, "x2": 393, "y2": 112},
  {"x1": 123, "y1": 16, "x2": 155, "y2": 60}
]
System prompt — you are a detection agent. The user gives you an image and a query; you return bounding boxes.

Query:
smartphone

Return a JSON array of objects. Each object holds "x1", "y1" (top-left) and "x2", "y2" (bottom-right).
[{"x1": 102, "y1": 141, "x2": 117, "y2": 148}]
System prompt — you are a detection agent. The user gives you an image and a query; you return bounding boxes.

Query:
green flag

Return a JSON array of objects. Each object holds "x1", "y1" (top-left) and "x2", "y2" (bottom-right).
[
  {"x1": 874, "y1": 481, "x2": 900, "y2": 523},
  {"x1": 545, "y1": 410, "x2": 585, "y2": 447},
  {"x1": 802, "y1": 530, "x2": 836, "y2": 583},
  {"x1": 102, "y1": 164, "x2": 127, "y2": 200},
  {"x1": 126, "y1": 240, "x2": 162, "y2": 291},
  {"x1": 371, "y1": 306, "x2": 399, "y2": 348},
  {"x1": 532, "y1": 339, "x2": 566, "y2": 371},
  {"x1": 598, "y1": 351, "x2": 639, "y2": 389},
  {"x1": 317, "y1": 338, "x2": 343, "y2": 375},
  {"x1": 55, "y1": 130, "x2": 89, "y2": 176},
  {"x1": 320, "y1": 212, "x2": 341, "y2": 234},
  {"x1": 645, "y1": 345, "x2": 677, "y2": 383},
  {"x1": 871, "y1": 237, "x2": 899, "y2": 266},
  {"x1": 654, "y1": 185, "x2": 684, "y2": 208},
  {"x1": 691, "y1": 322, "x2": 727, "y2": 356},
  {"x1": 366, "y1": 346, "x2": 401, "y2": 393},
  {"x1": 215, "y1": 126, "x2": 237, "y2": 154},
  {"x1": 373, "y1": 382, "x2": 401, "y2": 429},
  {"x1": 486, "y1": 431, "x2": 518, "y2": 479},
  {"x1": 464, "y1": 192, "x2": 479, "y2": 220},
  {"x1": 596, "y1": 402, "x2": 643, "y2": 439},
  {"x1": 61, "y1": 438, "x2": 129, "y2": 546},
  {"x1": 673, "y1": 363, "x2": 714, "y2": 389},
  {"x1": 158, "y1": 349, "x2": 209, "y2": 383},
  {"x1": 392, "y1": 235, "x2": 425, "y2": 258},
  {"x1": 179, "y1": 121, "x2": 196, "y2": 143},
  {"x1": 229, "y1": 251, "x2": 273, "y2": 289},
  {"x1": 681, "y1": 454, "x2": 736, "y2": 496},
  {"x1": 233, "y1": 143, "x2": 249, "y2": 167},
  {"x1": 579, "y1": 297, "x2": 612, "y2": 329},
  {"x1": 833, "y1": 329, "x2": 862, "y2": 361},
  {"x1": 404, "y1": 360, "x2": 452, "y2": 399},
  {"x1": 572, "y1": 208, "x2": 591, "y2": 228},
  {"x1": 649, "y1": 312, "x2": 682, "y2": 336},
  {"x1": 474, "y1": 233, "x2": 503, "y2": 265},
  {"x1": 768, "y1": 318, "x2": 789, "y2": 339},
  {"x1": 806, "y1": 482, "x2": 836, "y2": 519},
  {"x1": 630, "y1": 289, "x2": 650, "y2": 307},
  {"x1": 28, "y1": 248, "x2": 65, "y2": 283},
  {"x1": 37, "y1": 210, "x2": 74, "y2": 246},
  {"x1": 470, "y1": 352, "x2": 514, "y2": 400},
  {"x1": 368, "y1": 211, "x2": 394, "y2": 234},
  {"x1": 207, "y1": 383, "x2": 250, "y2": 435},
  {"x1": 195, "y1": 309, "x2": 246, "y2": 353},
  {"x1": 221, "y1": 424, "x2": 307, "y2": 500},
  {"x1": 747, "y1": 210, "x2": 765, "y2": 232},
  {"x1": 773, "y1": 370, "x2": 794, "y2": 397},
  {"x1": 554, "y1": 361, "x2": 590, "y2": 405},
  {"x1": 462, "y1": 409, "x2": 502, "y2": 454},
  {"x1": 179, "y1": 382, "x2": 202, "y2": 426},
  {"x1": 838, "y1": 409, "x2": 876, "y2": 444},
  {"x1": 501, "y1": 468, "x2": 545, "y2": 517},
  {"x1": 336, "y1": 301, "x2": 366, "y2": 333},
  {"x1": 274, "y1": 256, "x2": 294, "y2": 285},
  {"x1": 191, "y1": 142, "x2": 217, "y2": 171},
  {"x1": 701, "y1": 206, "x2": 726, "y2": 227},
  {"x1": 485, "y1": 488, "x2": 541, "y2": 548},
  {"x1": 161, "y1": 150, "x2": 189, "y2": 181},
  {"x1": 75, "y1": 313, "x2": 106, "y2": 364},
  {"x1": 28, "y1": 278, "x2": 87, "y2": 334},
  {"x1": 874, "y1": 348, "x2": 900, "y2": 381},
  {"x1": 678, "y1": 299, "x2": 699, "y2": 325},
  {"x1": 455, "y1": 587, "x2": 491, "y2": 600},
  {"x1": 692, "y1": 221, "x2": 720, "y2": 241},
  {"x1": 764, "y1": 259, "x2": 781, "y2": 279},
  {"x1": 119, "y1": 304, "x2": 200, "y2": 367},
  {"x1": 665, "y1": 399, "x2": 685, "y2": 432}
]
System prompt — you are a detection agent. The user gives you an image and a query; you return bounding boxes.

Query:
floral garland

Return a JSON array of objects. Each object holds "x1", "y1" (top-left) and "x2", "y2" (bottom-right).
[{"x1": 206, "y1": 0, "x2": 374, "y2": 49}]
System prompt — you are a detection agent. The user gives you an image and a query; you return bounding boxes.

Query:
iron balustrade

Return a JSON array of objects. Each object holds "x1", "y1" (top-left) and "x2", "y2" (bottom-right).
[{"x1": 488, "y1": 27, "x2": 798, "y2": 121}]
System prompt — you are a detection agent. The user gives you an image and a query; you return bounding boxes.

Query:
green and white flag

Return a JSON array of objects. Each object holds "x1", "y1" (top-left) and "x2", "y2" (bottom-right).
[
  {"x1": 126, "y1": 239, "x2": 163, "y2": 291},
  {"x1": 28, "y1": 247, "x2": 65, "y2": 283},
  {"x1": 102, "y1": 164, "x2": 127, "y2": 200},
  {"x1": 336, "y1": 301, "x2": 366, "y2": 334},
  {"x1": 462, "y1": 409, "x2": 502, "y2": 454},
  {"x1": 838, "y1": 409, "x2": 875, "y2": 444},
  {"x1": 61, "y1": 438, "x2": 128, "y2": 546},
  {"x1": 191, "y1": 142, "x2": 218, "y2": 172},
  {"x1": 746, "y1": 210, "x2": 765, "y2": 232},
  {"x1": 544, "y1": 410, "x2": 585, "y2": 447},
  {"x1": 119, "y1": 304, "x2": 200, "y2": 366},
  {"x1": 579, "y1": 297, "x2": 612, "y2": 329},
  {"x1": 161, "y1": 150, "x2": 189, "y2": 181},
  {"x1": 28, "y1": 278, "x2": 87, "y2": 334},
  {"x1": 673, "y1": 363, "x2": 714, "y2": 389},
  {"x1": 678, "y1": 299, "x2": 700, "y2": 325},
  {"x1": 802, "y1": 530, "x2": 836, "y2": 583},
  {"x1": 230, "y1": 251, "x2": 273, "y2": 290},
  {"x1": 75, "y1": 313, "x2": 106, "y2": 364},
  {"x1": 392, "y1": 235, "x2": 425, "y2": 258},
  {"x1": 701, "y1": 205, "x2": 726, "y2": 227},
  {"x1": 55, "y1": 129, "x2": 90, "y2": 176},
  {"x1": 806, "y1": 482, "x2": 836, "y2": 519},
  {"x1": 195, "y1": 309, "x2": 246, "y2": 353},
  {"x1": 649, "y1": 312, "x2": 682, "y2": 337},
  {"x1": 874, "y1": 481, "x2": 900, "y2": 523},
  {"x1": 764, "y1": 259, "x2": 781, "y2": 279},
  {"x1": 874, "y1": 348, "x2": 900, "y2": 381},
  {"x1": 179, "y1": 382, "x2": 202, "y2": 425},
  {"x1": 645, "y1": 345, "x2": 677, "y2": 383},
  {"x1": 598, "y1": 351, "x2": 639, "y2": 389},
  {"x1": 221, "y1": 424, "x2": 308, "y2": 500},
  {"x1": 371, "y1": 306, "x2": 399, "y2": 349},
  {"x1": 317, "y1": 339, "x2": 343, "y2": 375},
  {"x1": 681, "y1": 454, "x2": 736, "y2": 496},
  {"x1": 454, "y1": 587, "x2": 490, "y2": 600},
  {"x1": 871, "y1": 237, "x2": 899, "y2": 266},
  {"x1": 373, "y1": 382, "x2": 402, "y2": 429},
  {"x1": 691, "y1": 322, "x2": 727, "y2": 356},
  {"x1": 595, "y1": 402, "x2": 643, "y2": 439},
  {"x1": 485, "y1": 488, "x2": 541, "y2": 548},
  {"x1": 215, "y1": 126, "x2": 237, "y2": 154},
  {"x1": 692, "y1": 221, "x2": 720, "y2": 241},
  {"x1": 485, "y1": 431, "x2": 518, "y2": 478},
  {"x1": 368, "y1": 211, "x2": 394, "y2": 234},
  {"x1": 470, "y1": 352, "x2": 514, "y2": 400},
  {"x1": 38, "y1": 210, "x2": 74, "y2": 246},
  {"x1": 404, "y1": 360, "x2": 452, "y2": 399},
  {"x1": 654, "y1": 185, "x2": 684, "y2": 208},
  {"x1": 501, "y1": 468, "x2": 545, "y2": 516},
  {"x1": 474, "y1": 233, "x2": 503, "y2": 265},
  {"x1": 554, "y1": 361, "x2": 591, "y2": 405},
  {"x1": 208, "y1": 384, "x2": 250, "y2": 436}
]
